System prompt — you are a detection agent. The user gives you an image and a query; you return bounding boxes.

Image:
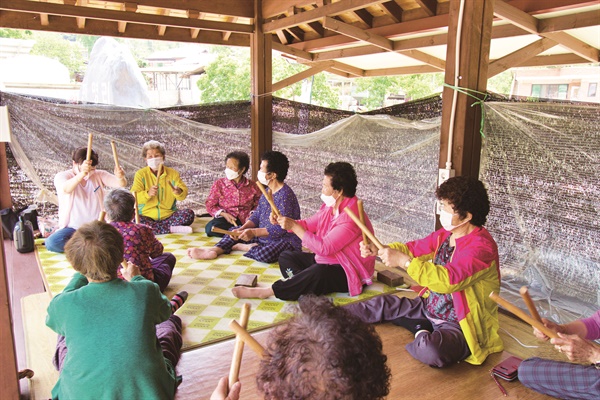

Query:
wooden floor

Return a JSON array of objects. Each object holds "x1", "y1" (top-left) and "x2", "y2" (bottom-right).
[{"x1": 6, "y1": 239, "x2": 561, "y2": 400}]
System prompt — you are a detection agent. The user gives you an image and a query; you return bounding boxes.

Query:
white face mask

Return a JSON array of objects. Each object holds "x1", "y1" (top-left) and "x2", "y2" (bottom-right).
[
  {"x1": 225, "y1": 168, "x2": 240, "y2": 180},
  {"x1": 257, "y1": 170, "x2": 270, "y2": 186},
  {"x1": 439, "y1": 209, "x2": 469, "y2": 231},
  {"x1": 320, "y1": 193, "x2": 337, "y2": 208},
  {"x1": 147, "y1": 157, "x2": 163, "y2": 171}
]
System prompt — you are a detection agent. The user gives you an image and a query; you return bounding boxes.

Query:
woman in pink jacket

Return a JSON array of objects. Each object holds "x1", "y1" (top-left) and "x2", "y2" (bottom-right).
[{"x1": 232, "y1": 162, "x2": 375, "y2": 300}]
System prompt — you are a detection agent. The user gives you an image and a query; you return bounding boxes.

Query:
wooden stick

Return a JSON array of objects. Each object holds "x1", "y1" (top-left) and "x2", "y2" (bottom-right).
[
  {"x1": 86, "y1": 133, "x2": 93, "y2": 161},
  {"x1": 357, "y1": 200, "x2": 369, "y2": 245},
  {"x1": 133, "y1": 191, "x2": 140, "y2": 224},
  {"x1": 489, "y1": 291, "x2": 558, "y2": 339},
  {"x1": 255, "y1": 181, "x2": 281, "y2": 218},
  {"x1": 110, "y1": 141, "x2": 120, "y2": 170},
  {"x1": 344, "y1": 207, "x2": 384, "y2": 250},
  {"x1": 228, "y1": 303, "x2": 251, "y2": 389},
  {"x1": 228, "y1": 320, "x2": 266, "y2": 359},
  {"x1": 211, "y1": 226, "x2": 241, "y2": 237},
  {"x1": 98, "y1": 211, "x2": 106, "y2": 222},
  {"x1": 156, "y1": 163, "x2": 164, "y2": 184},
  {"x1": 519, "y1": 286, "x2": 543, "y2": 324}
]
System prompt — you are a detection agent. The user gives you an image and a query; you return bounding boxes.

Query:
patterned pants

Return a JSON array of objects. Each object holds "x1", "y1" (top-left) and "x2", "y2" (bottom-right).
[
  {"x1": 519, "y1": 357, "x2": 600, "y2": 400},
  {"x1": 140, "y1": 209, "x2": 195, "y2": 235},
  {"x1": 215, "y1": 234, "x2": 296, "y2": 264},
  {"x1": 151, "y1": 252, "x2": 177, "y2": 292},
  {"x1": 344, "y1": 294, "x2": 470, "y2": 367}
]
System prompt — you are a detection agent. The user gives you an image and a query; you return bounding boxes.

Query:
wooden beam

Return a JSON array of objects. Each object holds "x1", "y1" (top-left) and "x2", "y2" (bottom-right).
[
  {"x1": 286, "y1": 26, "x2": 305, "y2": 42},
  {"x1": 493, "y1": 0, "x2": 539, "y2": 34},
  {"x1": 542, "y1": 31, "x2": 599, "y2": 62},
  {"x1": 263, "y1": 0, "x2": 316, "y2": 19},
  {"x1": 353, "y1": 8, "x2": 374, "y2": 27},
  {"x1": 380, "y1": 1, "x2": 404, "y2": 23},
  {"x1": 538, "y1": 9, "x2": 600, "y2": 33},
  {"x1": 307, "y1": 21, "x2": 325, "y2": 37},
  {"x1": 272, "y1": 61, "x2": 334, "y2": 92},
  {"x1": 275, "y1": 29, "x2": 288, "y2": 45},
  {"x1": 414, "y1": 0, "x2": 437, "y2": 17},
  {"x1": 263, "y1": 0, "x2": 387, "y2": 33},
  {"x1": 313, "y1": 45, "x2": 387, "y2": 61},
  {"x1": 518, "y1": 53, "x2": 589, "y2": 67},
  {"x1": 487, "y1": 37, "x2": 557, "y2": 77},
  {"x1": 329, "y1": 60, "x2": 365, "y2": 77},
  {"x1": 272, "y1": 41, "x2": 313, "y2": 61},
  {"x1": 0, "y1": 0, "x2": 254, "y2": 34},
  {"x1": 364, "y1": 64, "x2": 441, "y2": 76},
  {"x1": 439, "y1": 0, "x2": 494, "y2": 180},
  {"x1": 40, "y1": 13, "x2": 49, "y2": 26},
  {"x1": 0, "y1": 10, "x2": 251, "y2": 46},
  {"x1": 322, "y1": 16, "x2": 393, "y2": 50},
  {"x1": 223, "y1": 16, "x2": 237, "y2": 41},
  {"x1": 124, "y1": 0, "x2": 254, "y2": 19},
  {"x1": 251, "y1": 0, "x2": 272, "y2": 181},
  {"x1": 397, "y1": 49, "x2": 445, "y2": 70}
]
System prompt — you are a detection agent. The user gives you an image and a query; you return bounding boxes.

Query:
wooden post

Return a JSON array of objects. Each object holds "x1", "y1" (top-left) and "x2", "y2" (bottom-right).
[
  {"x1": 439, "y1": 0, "x2": 493, "y2": 179},
  {"x1": 0, "y1": 143, "x2": 11, "y2": 209},
  {"x1": 250, "y1": 0, "x2": 272, "y2": 180},
  {"x1": 0, "y1": 227, "x2": 20, "y2": 399}
]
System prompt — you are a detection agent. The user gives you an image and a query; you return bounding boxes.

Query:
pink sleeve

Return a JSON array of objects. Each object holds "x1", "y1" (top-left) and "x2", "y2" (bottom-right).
[
  {"x1": 582, "y1": 310, "x2": 600, "y2": 341},
  {"x1": 205, "y1": 180, "x2": 222, "y2": 216},
  {"x1": 301, "y1": 213, "x2": 360, "y2": 257},
  {"x1": 297, "y1": 207, "x2": 323, "y2": 233},
  {"x1": 406, "y1": 229, "x2": 443, "y2": 258},
  {"x1": 98, "y1": 170, "x2": 124, "y2": 188}
]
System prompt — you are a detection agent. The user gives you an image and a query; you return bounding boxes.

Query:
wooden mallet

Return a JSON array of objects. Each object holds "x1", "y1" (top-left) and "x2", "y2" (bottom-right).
[
  {"x1": 98, "y1": 211, "x2": 106, "y2": 222},
  {"x1": 344, "y1": 207, "x2": 384, "y2": 250},
  {"x1": 228, "y1": 319, "x2": 266, "y2": 359},
  {"x1": 211, "y1": 226, "x2": 241, "y2": 238},
  {"x1": 110, "y1": 140, "x2": 120, "y2": 170},
  {"x1": 519, "y1": 286, "x2": 543, "y2": 324},
  {"x1": 156, "y1": 162, "x2": 164, "y2": 184},
  {"x1": 255, "y1": 181, "x2": 281, "y2": 218},
  {"x1": 357, "y1": 200, "x2": 369, "y2": 245},
  {"x1": 489, "y1": 291, "x2": 558, "y2": 339},
  {"x1": 228, "y1": 303, "x2": 252, "y2": 389},
  {"x1": 86, "y1": 133, "x2": 93, "y2": 161},
  {"x1": 133, "y1": 191, "x2": 140, "y2": 224}
]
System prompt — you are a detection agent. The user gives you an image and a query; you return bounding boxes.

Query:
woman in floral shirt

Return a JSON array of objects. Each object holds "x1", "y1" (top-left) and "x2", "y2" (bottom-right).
[
  {"x1": 105, "y1": 188, "x2": 176, "y2": 291},
  {"x1": 205, "y1": 151, "x2": 261, "y2": 237}
]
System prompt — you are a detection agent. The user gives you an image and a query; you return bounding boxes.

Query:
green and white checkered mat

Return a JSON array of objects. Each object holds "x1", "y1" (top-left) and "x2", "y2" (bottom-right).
[{"x1": 35, "y1": 218, "x2": 396, "y2": 351}]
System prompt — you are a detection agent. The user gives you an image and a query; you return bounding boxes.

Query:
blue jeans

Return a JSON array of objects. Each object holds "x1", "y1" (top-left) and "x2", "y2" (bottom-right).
[{"x1": 45, "y1": 227, "x2": 76, "y2": 253}]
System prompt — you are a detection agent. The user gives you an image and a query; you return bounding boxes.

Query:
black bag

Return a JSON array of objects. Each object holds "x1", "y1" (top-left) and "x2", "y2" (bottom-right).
[
  {"x1": 21, "y1": 206, "x2": 39, "y2": 231},
  {"x1": 1, "y1": 207, "x2": 19, "y2": 240},
  {"x1": 13, "y1": 216, "x2": 34, "y2": 253}
]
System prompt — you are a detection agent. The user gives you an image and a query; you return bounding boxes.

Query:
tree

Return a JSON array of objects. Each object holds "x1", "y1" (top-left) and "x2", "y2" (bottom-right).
[
  {"x1": 0, "y1": 28, "x2": 32, "y2": 39},
  {"x1": 30, "y1": 32, "x2": 85, "y2": 79},
  {"x1": 487, "y1": 70, "x2": 514, "y2": 95}
]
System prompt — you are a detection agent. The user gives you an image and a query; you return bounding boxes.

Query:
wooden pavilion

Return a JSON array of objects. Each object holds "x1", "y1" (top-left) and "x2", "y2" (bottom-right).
[{"x1": 1, "y1": 1, "x2": 599, "y2": 398}]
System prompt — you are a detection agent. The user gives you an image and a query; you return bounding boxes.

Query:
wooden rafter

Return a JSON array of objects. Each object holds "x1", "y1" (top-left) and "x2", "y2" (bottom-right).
[
  {"x1": 414, "y1": 0, "x2": 437, "y2": 17},
  {"x1": 380, "y1": 1, "x2": 404, "y2": 23},
  {"x1": 364, "y1": 64, "x2": 441, "y2": 77},
  {"x1": 487, "y1": 37, "x2": 558, "y2": 77},
  {"x1": 223, "y1": 16, "x2": 237, "y2": 41},
  {"x1": 353, "y1": 8, "x2": 374, "y2": 27},
  {"x1": 272, "y1": 41, "x2": 313, "y2": 61},
  {"x1": 272, "y1": 61, "x2": 334, "y2": 92}
]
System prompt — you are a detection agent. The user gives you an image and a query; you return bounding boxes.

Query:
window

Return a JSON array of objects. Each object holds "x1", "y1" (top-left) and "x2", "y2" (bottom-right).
[
  {"x1": 530, "y1": 84, "x2": 569, "y2": 99},
  {"x1": 588, "y1": 83, "x2": 597, "y2": 97}
]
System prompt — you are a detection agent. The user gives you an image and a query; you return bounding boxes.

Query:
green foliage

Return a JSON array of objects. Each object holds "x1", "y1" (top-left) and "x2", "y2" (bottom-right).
[
  {"x1": 355, "y1": 73, "x2": 444, "y2": 110},
  {"x1": 0, "y1": 29, "x2": 32, "y2": 39},
  {"x1": 196, "y1": 47, "x2": 251, "y2": 103},
  {"x1": 29, "y1": 33, "x2": 85, "y2": 78},
  {"x1": 487, "y1": 70, "x2": 514, "y2": 95}
]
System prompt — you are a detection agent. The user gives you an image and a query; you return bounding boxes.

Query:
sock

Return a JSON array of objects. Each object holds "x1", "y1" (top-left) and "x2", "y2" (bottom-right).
[
  {"x1": 170, "y1": 225, "x2": 193, "y2": 234},
  {"x1": 390, "y1": 317, "x2": 434, "y2": 335},
  {"x1": 170, "y1": 291, "x2": 188, "y2": 313}
]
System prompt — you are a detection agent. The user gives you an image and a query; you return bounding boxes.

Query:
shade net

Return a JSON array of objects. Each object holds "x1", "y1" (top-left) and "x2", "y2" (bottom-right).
[{"x1": 2, "y1": 91, "x2": 598, "y2": 320}]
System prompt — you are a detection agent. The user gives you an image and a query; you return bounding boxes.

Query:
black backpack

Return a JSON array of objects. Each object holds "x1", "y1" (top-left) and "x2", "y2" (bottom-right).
[{"x1": 13, "y1": 216, "x2": 34, "y2": 253}]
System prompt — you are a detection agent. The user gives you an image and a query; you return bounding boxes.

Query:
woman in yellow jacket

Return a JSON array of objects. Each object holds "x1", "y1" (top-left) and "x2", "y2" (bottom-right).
[
  {"x1": 345, "y1": 176, "x2": 503, "y2": 367},
  {"x1": 131, "y1": 140, "x2": 194, "y2": 234}
]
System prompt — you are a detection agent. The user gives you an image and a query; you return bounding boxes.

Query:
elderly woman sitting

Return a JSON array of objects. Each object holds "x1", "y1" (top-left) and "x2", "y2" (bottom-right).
[
  {"x1": 205, "y1": 151, "x2": 261, "y2": 237},
  {"x1": 232, "y1": 162, "x2": 376, "y2": 301},
  {"x1": 345, "y1": 176, "x2": 503, "y2": 368},
  {"x1": 131, "y1": 140, "x2": 195, "y2": 235},
  {"x1": 104, "y1": 188, "x2": 176, "y2": 292}
]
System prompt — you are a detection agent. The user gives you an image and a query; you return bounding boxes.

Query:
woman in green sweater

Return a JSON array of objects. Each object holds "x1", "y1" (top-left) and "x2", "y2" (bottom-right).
[{"x1": 46, "y1": 221, "x2": 183, "y2": 400}]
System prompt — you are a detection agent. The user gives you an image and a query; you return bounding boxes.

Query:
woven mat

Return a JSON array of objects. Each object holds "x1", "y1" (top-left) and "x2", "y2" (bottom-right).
[{"x1": 35, "y1": 218, "x2": 397, "y2": 351}]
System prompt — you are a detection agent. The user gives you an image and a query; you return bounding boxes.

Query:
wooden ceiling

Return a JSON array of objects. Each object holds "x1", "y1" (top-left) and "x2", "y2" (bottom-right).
[{"x1": 0, "y1": 0, "x2": 598, "y2": 78}]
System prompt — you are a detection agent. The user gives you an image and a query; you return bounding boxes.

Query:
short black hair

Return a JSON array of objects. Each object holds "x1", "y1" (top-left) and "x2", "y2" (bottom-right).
[
  {"x1": 324, "y1": 162, "x2": 357, "y2": 198},
  {"x1": 436, "y1": 176, "x2": 490, "y2": 227},
  {"x1": 226, "y1": 151, "x2": 250, "y2": 175},
  {"x1": 261, "y1": 151, "x2": 289, "y2": 182},
  {"x1": 104, "y1": 188, "x2": 135, "y2": 222},
  {"x1": 72, "y1": 147, "x2": 99, "y2": 167}
]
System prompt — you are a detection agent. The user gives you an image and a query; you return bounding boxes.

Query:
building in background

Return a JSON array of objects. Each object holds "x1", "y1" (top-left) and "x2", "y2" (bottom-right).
[{"x1": 512, "y1": 66, "x2": 599, "y2": 103}]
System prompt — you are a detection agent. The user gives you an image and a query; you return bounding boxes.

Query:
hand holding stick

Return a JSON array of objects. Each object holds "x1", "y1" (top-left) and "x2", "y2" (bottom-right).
[
  {"x1": 344, "y1": 207, "x2": 384, "y2": 250},
  {"x1": 212, "y1": 226, "x2": 241, "y2": 238},
  {"x1": 519, "y1": 286, "x2": 543, "y2": 324},
  {"x1": 255, "y1": 181, "x2": 281, "y2": 218},
  {"x1": 489, "y1": 291, "x2": 558, "y2": 339},
  {"x1": 229, "y1": 303, "x2": 251, "y2": 389},
  {"x1": 357, "y1": 200, "x2": 369, "y2": 245},
  {"x1": 228, "y1": 319, "x2": 265, "y2": 359}
]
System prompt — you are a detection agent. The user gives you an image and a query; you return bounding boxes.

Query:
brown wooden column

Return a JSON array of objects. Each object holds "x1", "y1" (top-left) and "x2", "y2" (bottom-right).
[
  {"x1": 439, "y1": 0, "x2": 493, "y2": 179},
  {"x1": 250, "y1": 0, "x2": 273, "y2": 179}
]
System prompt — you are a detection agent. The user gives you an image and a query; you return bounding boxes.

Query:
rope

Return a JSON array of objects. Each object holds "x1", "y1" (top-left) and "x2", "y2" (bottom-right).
[{"x1": 443, "y1": 83, "x2": 489, "y2": 138}]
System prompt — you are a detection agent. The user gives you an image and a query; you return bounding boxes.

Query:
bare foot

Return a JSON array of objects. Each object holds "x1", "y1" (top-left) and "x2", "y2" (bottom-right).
[
  {"x1": 232, "y1": 286, "x2": 274, "y2": 299},
  {"x1": 187, "y1": 247, "x2": 218, "y2": 260},
  {"x1": 232, "y1": 243, "x2": 258, "y2": 252}
]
